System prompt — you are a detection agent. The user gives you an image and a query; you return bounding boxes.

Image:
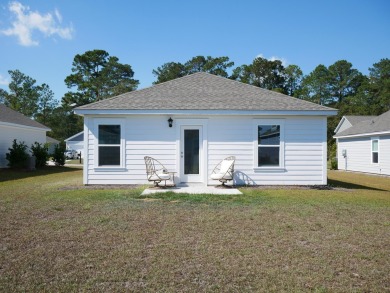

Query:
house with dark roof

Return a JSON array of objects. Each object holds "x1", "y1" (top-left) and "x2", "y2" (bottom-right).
[
  {"x1": 74, "y1": 72, "x2": 337, "y2": 185},
  {"x1": 334, "y1": 110, "x2": 390, "y2": 175},
  {"x1": 0, "y1": 104, "x2": 50, "y2": 168}
]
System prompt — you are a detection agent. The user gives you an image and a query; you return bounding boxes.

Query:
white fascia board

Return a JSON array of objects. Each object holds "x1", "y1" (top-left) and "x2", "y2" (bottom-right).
[
  {"x1": 334, "y1": 116, "x2": 346, "y2": 134},
  {"x1": 0, "y1": 121, "x2": 50, "y2": 132},
  {"x1": 334, "y1": 130, "x2": 390, "y2": 139},
  {"x1": 74, "y1": 109, "x2": 338, "y2": 117}
]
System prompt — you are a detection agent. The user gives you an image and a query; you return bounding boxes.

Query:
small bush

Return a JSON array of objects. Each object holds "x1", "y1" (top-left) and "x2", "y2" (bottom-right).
[
  {"x1": 31, "y1": 142, "x2": 49, "y2": 168},
  {"x1": 52, "y1": 141, "x2": 66, "y2": 166},
  {"x1": 330, "y1": 157, "x2": 338, "y2": 170},
  {"x1": 6, "y1": 139, "x2": 29, "y2": 169}
]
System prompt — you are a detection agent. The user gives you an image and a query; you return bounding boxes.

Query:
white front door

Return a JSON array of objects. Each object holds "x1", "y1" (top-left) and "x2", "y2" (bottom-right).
[{"x1": 180, "y1": 126, "x2": 202, "y2": 182}]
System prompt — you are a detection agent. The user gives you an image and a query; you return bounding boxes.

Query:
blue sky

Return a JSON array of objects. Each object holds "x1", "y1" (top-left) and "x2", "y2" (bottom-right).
[{"x1": 0, "y1": 0, "x2": 389, "y2": 103}]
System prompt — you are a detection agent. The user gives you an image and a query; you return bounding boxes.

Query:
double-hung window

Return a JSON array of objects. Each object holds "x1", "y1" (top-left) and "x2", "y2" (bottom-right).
[
  {"x1": 371, "y1": 139, "x2": 379, "y2": 164},
  {"x1": 254, "y1": 119, "x2": 284, "y2": 170},
  {"x1": 98, "y1": 125, "x2": 121, "y2": 166}
]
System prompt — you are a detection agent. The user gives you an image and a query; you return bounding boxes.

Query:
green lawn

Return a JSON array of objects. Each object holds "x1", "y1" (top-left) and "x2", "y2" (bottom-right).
[{"x1": 0, "y1": 168, "x2": 389, "y2": 292}]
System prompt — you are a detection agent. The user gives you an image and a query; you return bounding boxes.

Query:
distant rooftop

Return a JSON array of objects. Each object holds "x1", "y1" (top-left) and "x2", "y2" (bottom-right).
[
  {"x1": 0, "y1": 104, "x2": 49, "y2": 130},
  {"x1": 334, "y1": 110, "x2": 390, "y2": 137}
]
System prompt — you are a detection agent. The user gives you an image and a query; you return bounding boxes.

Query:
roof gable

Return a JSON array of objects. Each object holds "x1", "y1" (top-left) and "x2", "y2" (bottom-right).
[
  {"x1": 0, "y1": 104, "x2": 49, "y2": 130},
  {"x1": 76, "y1": 72, "x2": 336, "y2": 112},
  {"x1": 334, "y1": 115, "x2": 377, "y2": 134},
  {"x1": 65, "y1": 131, "x2": 84, "y2": 142}
]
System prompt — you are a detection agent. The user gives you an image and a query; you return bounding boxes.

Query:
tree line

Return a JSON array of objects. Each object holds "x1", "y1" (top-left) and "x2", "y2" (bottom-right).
[{"x1": 0, "y1": 49, "x2": 389, "y2": 156}]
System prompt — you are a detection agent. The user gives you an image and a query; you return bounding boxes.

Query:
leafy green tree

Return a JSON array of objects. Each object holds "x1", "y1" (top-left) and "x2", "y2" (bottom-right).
[
  {"x1": 0, "y1": 70, "x2": 57, "y2": 122},
  {"x1": 342, "y1": 58, "x2": 390, "y2": 115},
  {"x1": 0, "y1": 70, "x2": 40, "y2": 117},
  {"x1": 44, "y1": 105, "x2": 83, "y2": 141},
  {"x1": 64, "y1": 49, "x2": 139, "y2": 105},
  {"x1": 185, "y1": 56, "x2": 234, "y2": 77},
  {"x1": 153, "y1": 62, "x2": 186, "y2": 84},
  {"x1": 35, "y1": 84, "x2": 58, "y2": 125},
  {"x1": 231, "y1": 57, "x2": 286, "y2": 92},
  {"x1": 367, "y1": 58, "x2": 390, "y2": 112},
  {"x1": 152, "y1": 56, "x2": 234, "y2": 84},
  {"x1": 300, "y1": 65, "x2": 331, "y2": 105},
  {"x1": 284, "y1": 64, "x2": 303, "y2": 96},
  {"x1": 328, "y1": 60, "x2": 364, "y2": 105}
]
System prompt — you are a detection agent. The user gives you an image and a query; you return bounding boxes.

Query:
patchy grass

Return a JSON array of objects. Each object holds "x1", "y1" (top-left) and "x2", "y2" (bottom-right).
[{"x1": 0, "y1": 168, "x2": 389, "y2": 292}]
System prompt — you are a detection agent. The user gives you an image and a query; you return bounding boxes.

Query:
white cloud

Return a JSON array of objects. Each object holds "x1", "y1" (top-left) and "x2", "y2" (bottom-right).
[
  {"x1": 256, "y1": 53, "x2": 288, "y2": 66},
  {"x1": 0, "y1": 1, "x2": 74, "y2": 46},
  {"x1": 0, "y1": 74, "x2": 9, "y2": 86}
]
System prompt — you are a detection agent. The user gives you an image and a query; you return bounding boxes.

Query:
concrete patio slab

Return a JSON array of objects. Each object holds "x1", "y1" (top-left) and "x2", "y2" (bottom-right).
[{"x1": 141, "y1": 183, "x2": 242, "y2": 195}]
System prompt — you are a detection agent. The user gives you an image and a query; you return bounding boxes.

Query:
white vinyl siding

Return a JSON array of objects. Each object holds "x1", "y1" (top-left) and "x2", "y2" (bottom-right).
[
  {"x1": 83, "y1": 115, "x2": 328, "y2": 185},
  {"x1": 0, "y1": 124, "x2": 47, "y2": 168},
  {"x1": 337, "y1": 135, "x2": 390, "y2": 175}
]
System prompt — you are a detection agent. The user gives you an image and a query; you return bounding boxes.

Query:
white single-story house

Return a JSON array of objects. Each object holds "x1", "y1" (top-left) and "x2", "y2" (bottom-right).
[
  {"x1": 65, "y1": 131, "x2": 84, "y2": 157},
  {"x1": 334, "y1": 110, "x2": 390, "y2": 175},
  {"x1": 0, "y1": 104, "x2": 50, "y2": 168},
  {"x1": 74, "y1": 72, "x2": 337, "y2": 185}
]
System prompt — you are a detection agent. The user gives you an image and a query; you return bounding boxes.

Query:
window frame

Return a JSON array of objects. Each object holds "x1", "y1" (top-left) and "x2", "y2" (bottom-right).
[
  {"x1": 253, "y1": 119, "x2": 285, "y2": 171},
  {"x1": 371, "y1": 137, "x2": 379, "y2": 164},
  {"x1": 94, "y1": 119, "x2": 125, "y2": 170}
]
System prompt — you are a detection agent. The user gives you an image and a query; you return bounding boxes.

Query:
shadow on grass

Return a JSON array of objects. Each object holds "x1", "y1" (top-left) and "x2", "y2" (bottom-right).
[
  {"x1": 0, "y1": 166, "x2": 81, "y2": 182},
  {"x1": 328, "y1": 178, "x2": 386, "y2": 191}
]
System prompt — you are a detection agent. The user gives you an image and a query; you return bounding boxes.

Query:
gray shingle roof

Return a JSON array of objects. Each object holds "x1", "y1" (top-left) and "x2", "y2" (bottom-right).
[
  {"x1": 334, "y1": 110, "x2": 390, "y2": 137},
  {"x1": 77, "y1": 72, "x2": 335, "y2": 112},
  {"x1": 344, "y1": 115, "x2": 377, "y2": 125},
  {"x1": 0, "y1": 104, "x2": 49, "y2": 130}
]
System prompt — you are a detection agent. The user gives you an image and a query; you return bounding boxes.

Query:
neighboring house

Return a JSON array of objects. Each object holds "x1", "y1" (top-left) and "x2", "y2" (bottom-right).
[
  {"x1": 334, "y1": 110, "x2": 390, "y2": 175},
  {"x1": 0, "y1": 104, "x2": 50, "y2": 168},
  {"x1": 74, "y1": 72, "x2": 337, "y2": 185},
  {"x1": 65, "y1": 131, "x2": 84, "y2": 158},
  {"x1": 46, "y1": 136, "x2": 59, "y2": 155}
]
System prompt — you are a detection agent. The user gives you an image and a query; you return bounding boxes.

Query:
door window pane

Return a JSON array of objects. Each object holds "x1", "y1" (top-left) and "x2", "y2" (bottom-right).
[{"x1": 184, "y1": 129, "x2": 199, "y2": 174}]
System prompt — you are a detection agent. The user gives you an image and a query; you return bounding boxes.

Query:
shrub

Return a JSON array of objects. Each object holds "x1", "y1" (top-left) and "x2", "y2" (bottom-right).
[
  {"x1": 6, "y1": 139, "x2": 29, "y2": 169},
  {"x1": 31, "y1": 142, "x2": 49, "y2": 168},
  {"x1": 330, "y1": 157, "x2": 338, "y2": 170},
  {"x1": 52, "y1": 141, "x2": 66, "y2": 166}
]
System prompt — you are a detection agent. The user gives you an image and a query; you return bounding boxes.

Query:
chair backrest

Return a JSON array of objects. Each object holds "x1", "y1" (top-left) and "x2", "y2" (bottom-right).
[
  {"x1": 217, "y1": 156, "x2": 235, "y2": 176},
  {"x1": 144, "y1": 156, "x2": 156, "y2": 176}
]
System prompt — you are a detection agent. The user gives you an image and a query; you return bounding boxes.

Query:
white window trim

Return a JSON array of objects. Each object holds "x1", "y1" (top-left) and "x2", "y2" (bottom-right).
[
  {"x1": 253, "y1": 119, "x2": 285, "y2": 171},
  {"x1": 94, "y1": 119, "x2": 126, "y2": 171},
  {"x1": 371, "y1": 137, "x2": 379, "y2": 164}
]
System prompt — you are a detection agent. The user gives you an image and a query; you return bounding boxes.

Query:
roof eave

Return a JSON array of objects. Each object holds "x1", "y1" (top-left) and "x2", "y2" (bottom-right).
[
  {"x1": 334, "y1": 130, "x2": 390, "y2": 139},
  {"x1": 0, "y1": 121, "x2": 51, "y2": 131},
  {"x1": 74, "y1": 109, "x2": 337, "y2": 116}
]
